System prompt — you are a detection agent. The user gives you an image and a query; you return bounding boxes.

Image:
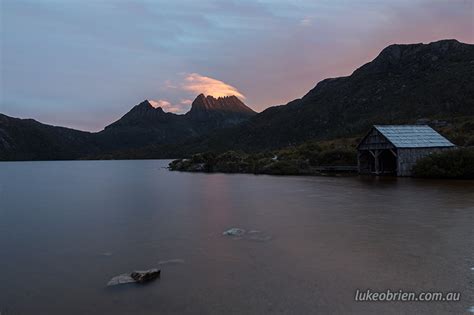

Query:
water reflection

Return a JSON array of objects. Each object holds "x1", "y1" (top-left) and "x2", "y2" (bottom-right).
[{"x1": 0, "y1": 161, "x2": 472, "y2": 314}]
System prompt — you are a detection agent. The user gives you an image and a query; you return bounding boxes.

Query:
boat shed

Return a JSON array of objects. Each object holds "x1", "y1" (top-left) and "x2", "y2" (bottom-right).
[{"x1": 357, "y1": 125, "x2": 455, "y2": 176}]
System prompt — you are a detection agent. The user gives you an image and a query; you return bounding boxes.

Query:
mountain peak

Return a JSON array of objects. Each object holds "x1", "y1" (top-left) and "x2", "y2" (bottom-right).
[
  {"x1": 189, "y1": 94, "x2": 255, "y2": 114},
  {"x1": 185, "y1": 94, "x2": 256, "y2": 125},
  {"x1": 132, "y1": 100, "x2": 164, "y2": 112},
  {"x1": 140, "y1": 100, "x2": 154, "y2": 107},
  {"x1": 105, "y1": 100, "x2": 168, "y2": 129},
  {"x1": 353, "y1": 39, "x2": 471, "y2": 76}
]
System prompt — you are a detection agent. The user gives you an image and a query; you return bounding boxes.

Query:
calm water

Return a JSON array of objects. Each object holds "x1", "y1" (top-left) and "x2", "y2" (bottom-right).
[{"x1": 0, "y1": 160, "x2": 473, "y2": 314}]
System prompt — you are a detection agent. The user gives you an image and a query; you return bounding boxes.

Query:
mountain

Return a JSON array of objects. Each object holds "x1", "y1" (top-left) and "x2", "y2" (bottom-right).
[
  {"x1": 188, "y1": 39, "x2": 474, "y2": 152},
  {"x1": 0, "y1": 95, "x2": 256, "y2": 160},
  {"x1": 1, "y1": 39, "x2": 473, "y2": 161},
  {"x1": 97, "y1": 95, "x2": 256, "y2": 151},
  {"x1": 187, "y1": 94, "x2": 255, "y2": 121},
  {"x1": 185, "y1": 94, "x2": 256, "y2": 133},
  {"x1": 97, "y1": 100, "x2": 192, "y2": 150},
  {"x1": 0, "y1": 114, "x2": 99, "y2": 160},
  {"x1": 106, "y1": 100, "x2": 183, "y2": 128}
]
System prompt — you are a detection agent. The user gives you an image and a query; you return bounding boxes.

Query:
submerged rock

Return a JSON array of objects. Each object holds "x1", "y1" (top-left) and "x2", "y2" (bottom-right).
[
  {"x1": 107, "y1": 274, "x2": 135, "y2": 286},
  {"x1": 107, "y1": 269, "x2": 160, "y2": 286},
  {"x1": 222, "y1": 228, "x2": 272, "y2": 242},
  {"x1": 223, "y1": 228, "x2": 246, "y2": 236},
  {"x1": 158, "y1": 259, "x2": 185, "y2": 265}
]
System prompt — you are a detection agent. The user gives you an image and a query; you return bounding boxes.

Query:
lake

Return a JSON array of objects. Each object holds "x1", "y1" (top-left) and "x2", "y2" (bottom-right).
[{"x1": 0, "y1": 160, "x2": 473, "y2": 314}]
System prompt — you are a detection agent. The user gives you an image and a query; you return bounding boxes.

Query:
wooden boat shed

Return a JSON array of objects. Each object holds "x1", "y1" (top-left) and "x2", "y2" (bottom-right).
[{"x1": 357, "y1": 125, "x2": 455, "y2": 176}]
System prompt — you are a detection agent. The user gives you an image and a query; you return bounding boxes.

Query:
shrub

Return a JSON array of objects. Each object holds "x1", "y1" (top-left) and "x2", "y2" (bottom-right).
[
  {"x1": 317, "y1": 149, "x2": 357, "y2": 166},
  {"x1": 464, "y1": 136, "x2": 474, "y2": 147},
  {"x1": 412, "y1": 148, "x2": 474, "y2": 179}
]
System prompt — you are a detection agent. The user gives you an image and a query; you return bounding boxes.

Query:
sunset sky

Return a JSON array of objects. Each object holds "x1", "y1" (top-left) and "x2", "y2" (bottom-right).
[{"x1": 1, "y1": 0, "x2": 473, "y2": 131}]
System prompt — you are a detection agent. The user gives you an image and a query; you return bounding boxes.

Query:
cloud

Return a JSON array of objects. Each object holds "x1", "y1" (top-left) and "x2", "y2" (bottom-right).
[
  {"x1": 148, "y1": 99, "x2": 170, "y2": 108},
  {"x1": 181, "y1": 73, "x2": 246, "y2": 99},
  {"x1": 152, "y1": 73, "x2": 245, "y2": 115},
  {"x1": 149, "y1": 99, "x2": 190, "y2": 114},
  {"x1": 2, "y1": 0, "x2": 472, "y2": 131}
]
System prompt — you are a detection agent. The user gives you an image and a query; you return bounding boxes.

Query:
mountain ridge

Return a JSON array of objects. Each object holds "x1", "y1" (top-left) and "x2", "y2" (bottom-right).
[
  {"x1": 95, "y1": 94, "x2": 256, "y2": 151},
  {"x1": 187, "y1": 39, "x2": 474, "y2": 152},
  {"x1": 1, "y1": 39, "x2": 473, "y2": 160}
]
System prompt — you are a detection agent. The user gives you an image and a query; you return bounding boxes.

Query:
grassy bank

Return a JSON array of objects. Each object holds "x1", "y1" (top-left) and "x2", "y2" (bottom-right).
[
  {"x1": 169, "y1": 139, "x2": 358, "y2": 175},
  {"x1": 169, "y1": 117, "x2": 474, "y2": 178}
]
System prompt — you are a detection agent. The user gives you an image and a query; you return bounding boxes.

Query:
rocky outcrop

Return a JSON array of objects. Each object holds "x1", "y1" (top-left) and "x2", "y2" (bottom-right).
[
  {"x1": 187, "y1": 94, "x2": 255, "y2": 118},
  {"x1": 184, "y1": 94, "x2": 256, "y2": 133}
]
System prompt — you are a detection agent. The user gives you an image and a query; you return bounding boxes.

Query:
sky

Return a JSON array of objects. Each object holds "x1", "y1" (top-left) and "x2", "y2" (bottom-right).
[{"x1": 0, "y1": 0, "x2": 473, "y2": 131}]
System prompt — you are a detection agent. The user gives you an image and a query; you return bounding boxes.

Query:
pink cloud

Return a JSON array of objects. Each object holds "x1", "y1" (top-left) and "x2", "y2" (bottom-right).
[
  {"x1": 181, "y1": 73, "x2": 246, "y2": 99},
  {"x1": 149, "y1": 99, "x2": 190, "y2": 114}
]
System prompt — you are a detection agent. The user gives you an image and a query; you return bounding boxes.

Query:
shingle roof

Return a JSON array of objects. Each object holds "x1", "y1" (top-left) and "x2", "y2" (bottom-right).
[{"x1": 374, "y1": 125, "x2": 455, "y2": 148}]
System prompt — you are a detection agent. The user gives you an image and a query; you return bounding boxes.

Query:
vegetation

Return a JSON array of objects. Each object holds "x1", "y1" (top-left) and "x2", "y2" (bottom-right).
[
  {"x1": 169, "y1": 138, "x2": 358, "y2": 175},
  {"x1": 412, "y1": 147, "x2": 474, "y2": 179},
  {"x1": 436, "y1": 116, "x2": 474, "y2": 147}
]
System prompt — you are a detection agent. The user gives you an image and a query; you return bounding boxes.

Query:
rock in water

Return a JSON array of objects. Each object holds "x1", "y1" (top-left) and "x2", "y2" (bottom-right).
[
  {"x1": 107, "y1": 269, "x2": 160, "y2": 286},
  {"x1": 131, "y1": 269, "x2": 161, "y2": 283},
  {"x1": 222, "y1": 228, "x2": 273, "y2": 242},
  {"x1": 223, "y1": 228, "x2": 246, "y2": 236}
]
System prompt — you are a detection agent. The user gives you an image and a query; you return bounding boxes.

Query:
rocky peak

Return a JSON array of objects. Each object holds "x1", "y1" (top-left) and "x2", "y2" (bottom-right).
[
  {"x1": 105, "y1": 100, "x2": 171, "y2": 129},
  {"x1": 131, "y1": 100, "x2": 164, "y2": 113},
  {"x1": 185, "y1": 94, "x2": 256, "y2": 126},
  {"x1": 188, "y1": 94, "x2": 255, "y2": 114}
]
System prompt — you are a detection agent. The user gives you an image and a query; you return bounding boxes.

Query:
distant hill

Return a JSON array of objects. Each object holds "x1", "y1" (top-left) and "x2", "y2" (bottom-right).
[
  {"x1": 1, "y1": 39, "x2": 473, "y2": 161},
  {"x1": 0, "y1": 114, "x2": 98, "y2": 160}
]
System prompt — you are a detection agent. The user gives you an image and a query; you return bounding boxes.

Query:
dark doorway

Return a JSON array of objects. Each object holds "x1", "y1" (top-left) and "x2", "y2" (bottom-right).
[
  {"x1": 358, "y1": 149, "x2": 397, "y2": 175},
  {"x1": 378, "y1": 150, "x2": 397, "y2": 175},
  {"x1": 358, "y1": 151, "x2": 373, "y2": 174}
]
